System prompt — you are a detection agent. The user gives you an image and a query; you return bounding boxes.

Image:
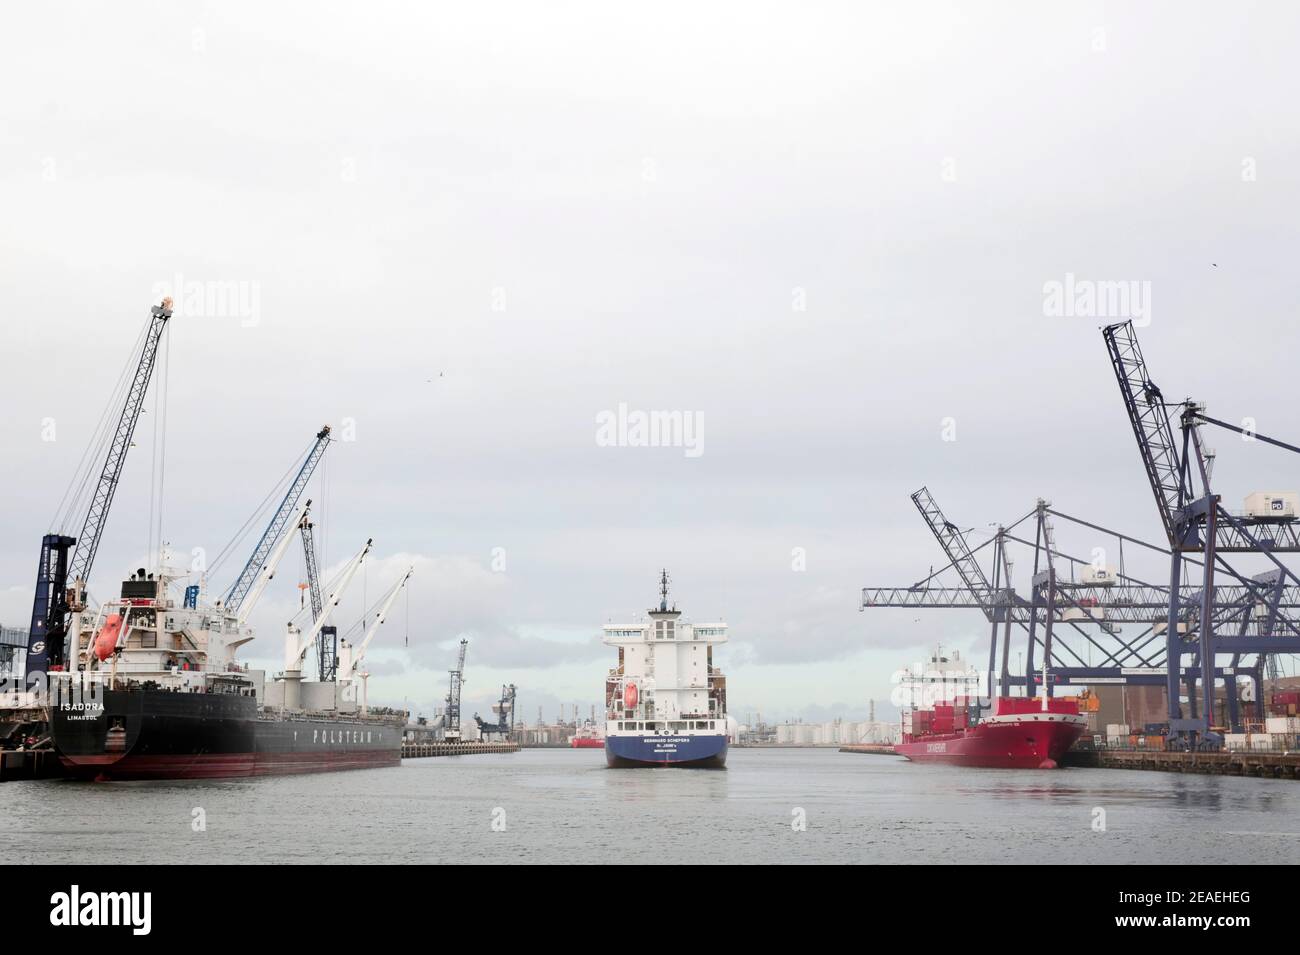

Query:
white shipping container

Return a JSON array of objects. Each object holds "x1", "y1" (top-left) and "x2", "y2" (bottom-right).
[
  {"x1": 1106, "y1": 736, "x2": 1126, "y2": 747},
  {"x1": 1223, "y1": 733, "x2": 1250, "y2": 750},
  {"x1": 1244, "y1": 491, "x2": 1298, "y2": 519},
  {"x1": 1106, "y1": 723, "x2": 1130, "y2": 736},
  {"x1": 1250, "y1": 736, "x2": 1276, "y2": 750},
  {"x1": 1082, "y1": 565, "x2": 1118, "y2": 586}
]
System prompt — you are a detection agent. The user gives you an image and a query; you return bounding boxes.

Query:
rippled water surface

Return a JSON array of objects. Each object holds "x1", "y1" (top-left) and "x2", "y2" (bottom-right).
[{"x1": 4, "y1": 747, "x2": 1299, "y2": 864}]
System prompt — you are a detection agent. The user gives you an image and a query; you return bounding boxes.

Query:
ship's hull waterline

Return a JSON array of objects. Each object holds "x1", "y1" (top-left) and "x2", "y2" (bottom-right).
[
  {"x1": 894, "y1": 715, "x2": 1085, "y2": 769},
  {"x1": 51, "y1": 687, "x2": 402, "y2": 781}
]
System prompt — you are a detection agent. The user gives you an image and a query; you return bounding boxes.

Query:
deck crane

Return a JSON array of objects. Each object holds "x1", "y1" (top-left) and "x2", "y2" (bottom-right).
[
  {"x1": 25, "y1": 300, "x2": 173, "y2": 684},
  {"x1": 279, "y1": 538, "x2": 372, "y2": 709},
  {"x1": 444, "y1": 638, "x2": 468, "y2": 741},
  {"x1": 297, "y1": 515, "x2": 338, "y2": 681},
  {"x1": 232, "y1": 500, "x2": 313, "y2": 630},
  {"x1": 222, "y1": 425, "x2": 332, "y2": 616},
  {"x1": 1103, "y1": 320, "x2": 1300, "y2": 740},
  {"x1": 337, "y1": 567, "x2": 414, "y2": 711}
]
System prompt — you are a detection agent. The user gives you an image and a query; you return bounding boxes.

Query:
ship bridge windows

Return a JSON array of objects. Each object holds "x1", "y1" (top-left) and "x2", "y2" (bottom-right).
[{"x1": 655, "y1": 620, "x2": 675, "y2": 640}]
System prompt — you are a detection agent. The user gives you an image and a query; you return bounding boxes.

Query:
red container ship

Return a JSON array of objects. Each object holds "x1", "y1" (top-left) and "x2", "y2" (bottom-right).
[
  {"x1": 896, "y1": 695, "x2": 1086, "y2": 769},
  {"x1": 570, "y1": 719, "x2": 605, "y2": 749}
]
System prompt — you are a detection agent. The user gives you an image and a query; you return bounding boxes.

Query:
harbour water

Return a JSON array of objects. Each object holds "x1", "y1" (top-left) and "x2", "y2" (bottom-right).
[{"x1": 3, "y1": 748, "x2": 1299, "y2": 865}]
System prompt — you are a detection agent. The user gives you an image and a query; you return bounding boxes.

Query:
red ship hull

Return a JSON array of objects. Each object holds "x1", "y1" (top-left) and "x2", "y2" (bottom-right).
[
  {"x1": 895, "y1": 712, "x2": 1085, "y2": 769},
  {"x1": 58, "y1": 748, "x2": 399, "y2": 781},
  {"x1": 570, "y1": 737, "x2": 604, "y2": 749}
]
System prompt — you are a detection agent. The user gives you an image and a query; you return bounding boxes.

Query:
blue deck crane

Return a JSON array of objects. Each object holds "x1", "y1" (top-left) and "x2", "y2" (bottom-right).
[
  {"x1": 221, "y1": 425, "x2": 332, "y2": 617},
  {"x1": 25, "y1": 300, "x2": 173, "y2": 683}
]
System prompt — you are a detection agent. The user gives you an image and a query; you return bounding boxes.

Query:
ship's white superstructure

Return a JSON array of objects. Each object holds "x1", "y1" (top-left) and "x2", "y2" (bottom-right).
[{"x1": 601, "y1": 572, "x2": 729, "y2": 767}]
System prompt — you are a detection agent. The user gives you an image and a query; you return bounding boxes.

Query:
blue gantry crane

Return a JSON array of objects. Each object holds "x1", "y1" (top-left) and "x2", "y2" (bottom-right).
[
  {"x1": 1103, "y1": 319, "x2": 1300, "y2": 742},
  {"x1": 25, "y1": 300, "x2": 173, "y2": 683},
  {"x1": 861, "y1": 321, "x2": 1300, "y2": 747}
]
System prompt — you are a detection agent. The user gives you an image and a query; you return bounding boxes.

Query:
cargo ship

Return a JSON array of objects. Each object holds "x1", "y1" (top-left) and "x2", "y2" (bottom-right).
[
  {"x1": 570, "y1": 720, "x2": 604, "y2": 749},
  {"x1": 602, "y1": 572, "x2": 729, "y2": 768},
  {"x1": 897, "y1": 695, "x2": 1086, "y2": 769},
  {"x1": 49, "y1": 548, "x2": 410, "y2": 781},
  {"x1": 894, "y1": 648, "x2": 1086, "y2": 769}
]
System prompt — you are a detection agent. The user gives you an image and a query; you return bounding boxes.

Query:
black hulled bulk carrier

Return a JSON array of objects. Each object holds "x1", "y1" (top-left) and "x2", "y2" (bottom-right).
[{"x1": 48, "y1": 512, "x2": 413, "y2": 781}]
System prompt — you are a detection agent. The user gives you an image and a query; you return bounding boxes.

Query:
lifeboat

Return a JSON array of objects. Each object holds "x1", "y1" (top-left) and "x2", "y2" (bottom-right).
[{"x1": 93, "y1": 613, "x2": 124, "y2": 661}]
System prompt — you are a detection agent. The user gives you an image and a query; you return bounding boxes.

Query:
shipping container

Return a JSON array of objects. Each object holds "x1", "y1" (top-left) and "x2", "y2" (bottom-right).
[
  {"x1": 1264, "y1": 716, "x2": 1300, "y2": 734},
  {"x1": 1244, "y1": 491, "x2": 1298, "y2": 520}
]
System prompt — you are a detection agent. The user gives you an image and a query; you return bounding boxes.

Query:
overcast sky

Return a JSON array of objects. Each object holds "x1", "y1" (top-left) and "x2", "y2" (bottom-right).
[{"x1": 3, "y1": 2, "x2": 1299, "y2": 723}]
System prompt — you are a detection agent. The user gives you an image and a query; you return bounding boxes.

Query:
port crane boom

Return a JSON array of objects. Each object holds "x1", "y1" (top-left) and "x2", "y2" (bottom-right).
[
  {"x1": 26, "y1": 300, "x2": 173, "y2": 681},
  {"x1": 339, "y1": 567, "x2": 414, "y2": 681},
  {"x1": 236, "y1": 500, "x2": 312, "y2": 627},
  {"x1": 284, "y1": 538, "x2": 373, "y2": 671},
  {"x1": 223, "y1": 425, "x2": 331, "y2": 615}
]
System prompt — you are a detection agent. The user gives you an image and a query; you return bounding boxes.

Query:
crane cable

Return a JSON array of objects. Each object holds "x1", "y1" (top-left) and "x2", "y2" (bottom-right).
[
  {"x1": 206, "y1": 436, "x2": 316, "y2": 579},
  {"x1": 50, "y1": 317, "x2": 150, "y2": 533},
  {"x1": 156, "y1": 327, "x2": 170, "y2": 572}
]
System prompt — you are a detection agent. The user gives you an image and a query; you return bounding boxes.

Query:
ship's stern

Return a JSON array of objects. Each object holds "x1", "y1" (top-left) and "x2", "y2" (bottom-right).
[
  {"x1": 605, "y1": 732, "x2": 728, "y2": 768},
  {"x1": 50, "y1": 686, "x2": 142, "y2": 779}
]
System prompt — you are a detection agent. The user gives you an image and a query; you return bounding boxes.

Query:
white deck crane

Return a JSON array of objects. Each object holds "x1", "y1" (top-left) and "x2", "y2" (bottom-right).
[
  {"x1": 220, "y1": 499, "x2": 313, "y2": 662},
  {"x1": 338, "y1": 567, "x2": 414, "y2": 713},
  {"x1": 278, "y1": 538, "x2": 372, "y2": 709},
  {"x1": 236, "y1": 499, "x2": 313, "y2": 629}
]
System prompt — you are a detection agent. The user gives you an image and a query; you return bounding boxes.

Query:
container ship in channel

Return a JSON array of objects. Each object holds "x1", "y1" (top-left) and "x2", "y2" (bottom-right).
[
  {"x1": 894, "y1": 648, "x2": 1086, "y2": 769},
  {"x1": 601, "y1": 572, "x2": 729, "y2": 768}
]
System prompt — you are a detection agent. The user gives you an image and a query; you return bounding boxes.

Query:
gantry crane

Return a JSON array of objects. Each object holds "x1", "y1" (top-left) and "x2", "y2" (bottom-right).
[
  {"x1": 25, "y1": 300, "x2": 173, "y2": 683},
  {"x1": 444, "y1": 639, "x2": 468, "y2": 741},
  {"x1": 1103, "y1": 320, "x2": 1300, "y2": 741},
  {"x1": 863, "y1": 322, "x2": 1300, "y2": 743},
  {"x1": 862, "y1": 490, "x2": 1300, "y2": 726}
]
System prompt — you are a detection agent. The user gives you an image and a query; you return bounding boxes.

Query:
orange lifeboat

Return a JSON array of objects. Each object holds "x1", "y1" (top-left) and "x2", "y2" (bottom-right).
[
  {"x1": 93, "y1": 613, "x2": 124, "y2": 661},
  {"x1": 624, "y1": 682, "x2": 638, "y2": 709}
]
